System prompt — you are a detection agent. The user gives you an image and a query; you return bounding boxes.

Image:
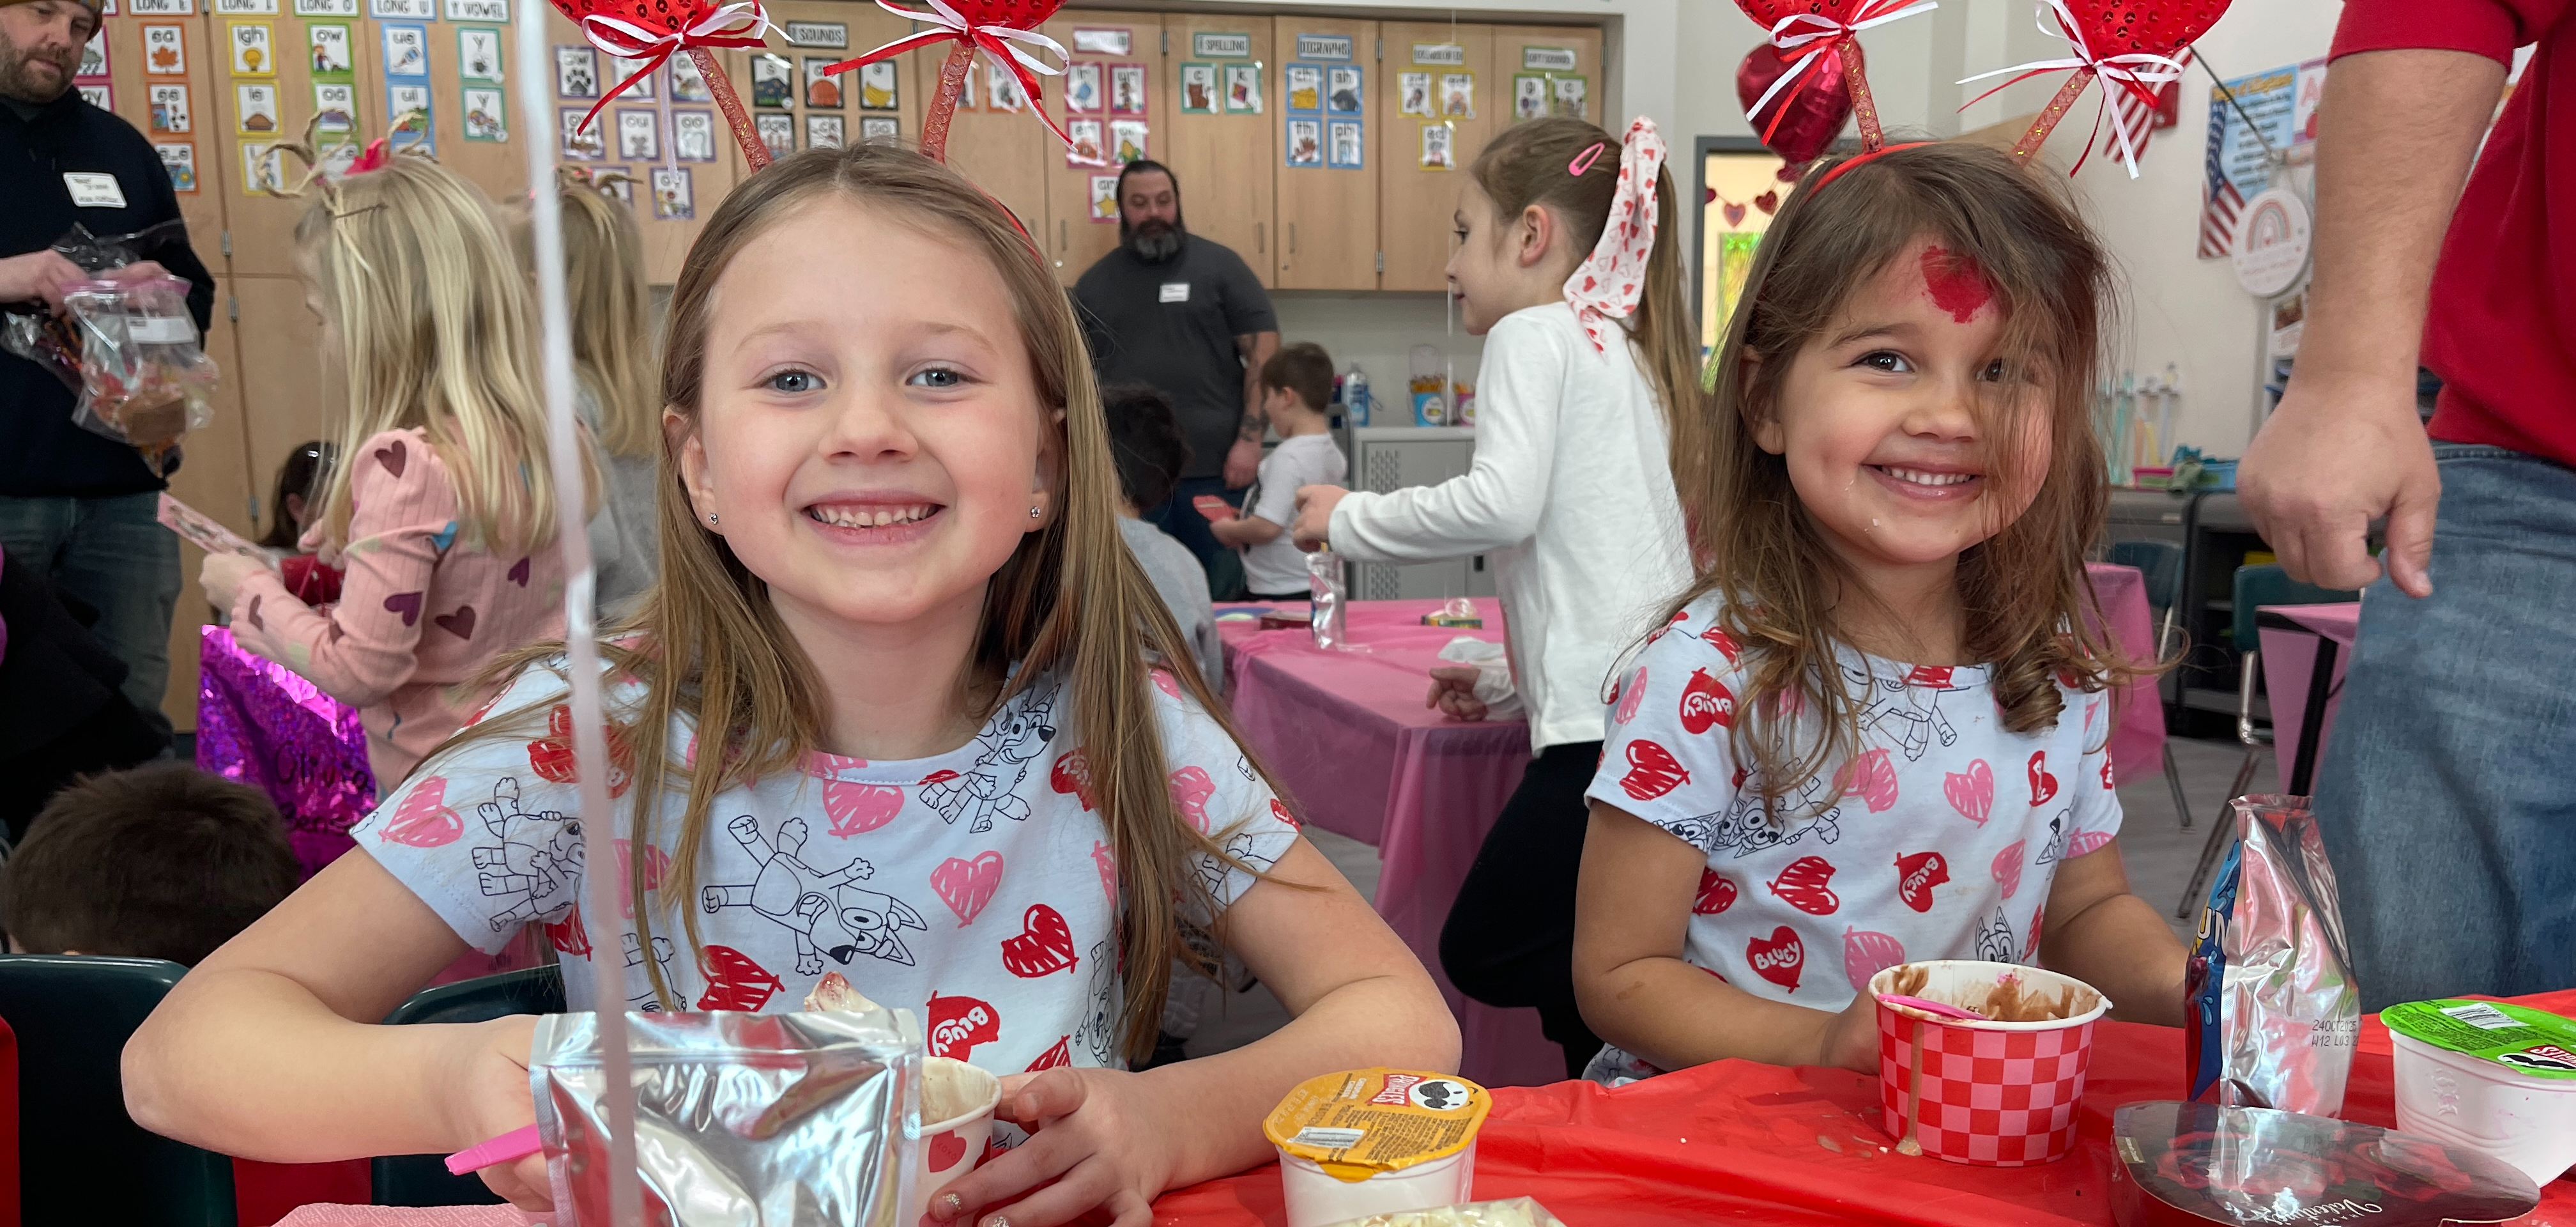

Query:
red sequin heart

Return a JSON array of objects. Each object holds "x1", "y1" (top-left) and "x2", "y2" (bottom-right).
[
  {"x1": 2073, "y1": 0, "x2": 2230, "y2": 57},
  {"x1": 1731, "y1": 0, "x2": 1872, "y2": 27}
]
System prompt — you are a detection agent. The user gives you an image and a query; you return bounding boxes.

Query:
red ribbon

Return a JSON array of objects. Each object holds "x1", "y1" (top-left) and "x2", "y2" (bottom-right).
[
  {"x1": 571, "y1": 0, "x2": 771, "y2": 135},
  {"x1": 824, "y1": 0, "x2": 1072, "y2": 148}
]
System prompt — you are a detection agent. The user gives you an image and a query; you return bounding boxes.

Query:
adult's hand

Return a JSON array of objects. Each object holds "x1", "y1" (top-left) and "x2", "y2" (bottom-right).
[
  {"x1": 0, "y1": 251, "x2": 86, "y2": 311},
  {"x1": 2239, "y1": 369, "x2": 2438, "y2": 598},
  {"x1": 1223, "y1": 438, "x2": 1261, "y2": 489}
]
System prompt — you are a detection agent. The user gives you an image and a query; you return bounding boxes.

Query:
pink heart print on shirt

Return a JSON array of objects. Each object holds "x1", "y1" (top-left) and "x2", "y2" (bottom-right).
[
  {"x1": 1747, "y1": 925, "x2": 1805, "y2": 992},
  {"x1": 383, "y1": 590, "x2": 425, "y2": 627},
  {"x1": 1944, "y1": 759, "x2": 1994, "y2": 825},
  {"x1": 2028, "y1": 750, "x2": 2059, "y2": 805},
  {"x1": 1694, "y1": 869, "x2": 1738, "y2": 915},
  {"x1": 1000, "y1": 904, "x2": 1080, "y2": 978},
  {"x1": 1619, "y1": 739, "x2": 1690, "y2": 800},
  {"x1": 375, "y1": 438, "x2": 406, "y2": 477},
  {"x1": 433, "y1": 605, "x2": 477, "y2": 640},
  {"x1": 613, "y1": 839, "x2": 670, "y2": 918},
  {"x1": 381, "y1": 775, "x2": 461, "y2": 847},
  {"x1": 1167, "y1": 766, "x2": 1216, "y2": 834},
  {"x1": 2067, "y1": 828, "x2": 2114, "y2": 858},
  {"x1": 1843, "y1": 927, "x2": 1906, "y2": 993},
  {"x1": 696, "y1": 945, "x2": 784, "y2": 1012},
  {"x1": 1835, "y1": 747, "x2": 1899, "y2": 812},
  {"x1": 1678, "y1": 668, "x2": 1736, "y2": 734},
  {"x1": 1151, "y1": 668, "x2": 1181, "y2": 698},
  {"x1": 931, "y1": 853, "x2": 1006, "y2": 926},
  {"x1": 1894, "y1": 850, "x2": 1949, "y2": 913},
  {"x1": 927, "y1": 991, "x2": 1001, "y2": 1061},
  {"x1": 1613, "y1": 667, "x2": 1647, "y2": 725},
  {"x1": 1050, "y1": 749, "x2": 1096, "y2": 810},
  {"x1": 823, "y1": 781, "x2": 904, "y2": 837},
  {"x1": 1092, "y1": 841, "x2": 1117, "y2": 911},
  {"x1": 1993, "y1": 840, "x2": 2026, "y2": 899},
  {"x1": 1767, "y1": 855, "x2": 1840, "y2": 915}
]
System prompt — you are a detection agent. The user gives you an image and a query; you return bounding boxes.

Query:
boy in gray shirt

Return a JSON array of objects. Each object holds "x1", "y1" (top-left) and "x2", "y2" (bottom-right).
[{"x1": 1101, "y1": 383, "x2": 1226, "y2": 690}]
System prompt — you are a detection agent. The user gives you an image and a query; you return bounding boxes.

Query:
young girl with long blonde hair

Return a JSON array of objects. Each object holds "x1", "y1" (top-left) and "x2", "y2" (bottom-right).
[
  {"x1": 135, "y1": 144, "x2": 1456, "y2": 1224},
  {"x1": 198, "y1": 153, "x2": 579, "y2": 788},
  {"x1": 1570, "y1": 142, "x2": 2186, "y2": 1082},
  {"x1": 556, "y1": 176, "x2": 663, "y2": 610}
]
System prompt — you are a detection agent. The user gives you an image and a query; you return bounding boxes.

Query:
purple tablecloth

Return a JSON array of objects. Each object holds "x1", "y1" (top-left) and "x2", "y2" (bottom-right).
[
  {"x1": 196, "y1": 624, "x2": 375, "y2": 879},
  {"x1": 2258, "y1": 602, "x2": 2359, "y2": 796}
]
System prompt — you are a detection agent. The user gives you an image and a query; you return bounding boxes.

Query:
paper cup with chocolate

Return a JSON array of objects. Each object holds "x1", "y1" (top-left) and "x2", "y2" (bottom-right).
[
  {"x1": 1869, "y1": 960, "x2": 2112, "y2": 1166},
  {"x1": 1262, "y1": 1069, "x2": 1489, "y2": 1227}
]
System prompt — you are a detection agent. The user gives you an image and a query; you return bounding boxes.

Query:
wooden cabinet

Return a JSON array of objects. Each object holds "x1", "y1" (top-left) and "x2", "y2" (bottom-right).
[
  {"x1": 1489, "y1": 24, "x2": 1600, "y2": 129},
  {"x1": 1167, "y1": 13, "x2": 1272, "y2": 286},
  {"x1": 1032, "y1": 11, "x2": 1160, "y2": 286},
  {"x1": 933, "y1": 39, "x2": 1050, "y2": 272},
  {"x1": 1376, "y1": 22, "x2": 1494, "y2": 291},
  {"x1": 1269, "y1": 16, "x2": 1370, "y2": 289}
]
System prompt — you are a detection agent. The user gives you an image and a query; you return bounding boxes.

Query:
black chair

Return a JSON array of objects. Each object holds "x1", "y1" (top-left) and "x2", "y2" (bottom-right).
[
  {"x1": 0, "y1": 955, "x2": 237, "y2": 1225},
  {"x1": 2104, "y1": 539, "x2": 2194, "y2": 830},
  {"x1": 371, "y1": 964, "x2": 565, "y2": 1207}
]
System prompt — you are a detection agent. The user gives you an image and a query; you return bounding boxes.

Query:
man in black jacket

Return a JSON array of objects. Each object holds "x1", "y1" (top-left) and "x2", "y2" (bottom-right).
[{"x1": 2, "y1": 0, "x2": 217, "y2": 748}]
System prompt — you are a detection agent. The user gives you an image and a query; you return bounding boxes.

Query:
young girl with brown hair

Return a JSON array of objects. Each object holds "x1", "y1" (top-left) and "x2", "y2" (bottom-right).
[
  {"x1": 128, "y1": 145, "x2": 1455, "y2": 1223},
  {"x1": 1570, "y1": 142, "x2": 2187, "y2": 1082},
  {"x1": 1291, "y1": 116, "x2": 1697, "y2": 1077}
]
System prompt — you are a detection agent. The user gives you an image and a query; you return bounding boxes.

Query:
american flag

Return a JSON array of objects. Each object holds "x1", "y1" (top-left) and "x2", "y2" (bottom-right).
[
  {"x1": 2198, "y1": 65, "x2": 2245, "y2": 261},
  {"x1": 2099, "y1": 47, "x2": 2188, "y2": 166}
]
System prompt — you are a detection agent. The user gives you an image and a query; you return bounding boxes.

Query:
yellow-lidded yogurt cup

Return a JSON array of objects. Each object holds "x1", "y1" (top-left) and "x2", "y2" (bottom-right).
[{"x1": 1263, "y1": 1069, "x2": 1491, "y2": 1227}]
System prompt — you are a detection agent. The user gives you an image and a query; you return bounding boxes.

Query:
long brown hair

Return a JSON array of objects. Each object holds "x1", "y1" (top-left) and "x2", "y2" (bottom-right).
[
  {"x1": 1469, "y1": 116, "x2": 1705, "y2": 484},
  {"x1": 1686, "y1": 141, "x2": 2144, "y2": 808},
  {"x1": 556, "y1": 179, "x2": 662, "y2": 460},
  {"x1": 468, "y1": 145, "x2": 1276, "y2": 1064}
]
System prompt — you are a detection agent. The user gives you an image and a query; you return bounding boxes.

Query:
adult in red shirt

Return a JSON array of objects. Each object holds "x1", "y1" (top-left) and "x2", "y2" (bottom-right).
[{"x1": 2238, "y1": 0, "x2": 2573, "y2": 1008}]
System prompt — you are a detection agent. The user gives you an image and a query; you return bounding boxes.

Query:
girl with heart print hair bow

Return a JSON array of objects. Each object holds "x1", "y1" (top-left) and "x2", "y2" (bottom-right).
[
  {"x1": 1567, "y1": 141, "x2": 2189, "y2": 1086},
  {"x1": 1289, "y1": 115, "x2": 1698, "y2": 1079},
  {"x1": 126, "y1": 145, "x2": 1456, "y2": 1224}
]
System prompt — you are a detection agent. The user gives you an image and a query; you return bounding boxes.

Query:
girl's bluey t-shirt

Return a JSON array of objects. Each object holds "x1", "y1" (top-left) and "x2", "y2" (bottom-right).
[
  {"x1": 355, "y1": 660, "x2": 1300, "y2": 1081},
  {"x1": 1583, "y1": 594, "x2": 2123, "y2": 1079}
]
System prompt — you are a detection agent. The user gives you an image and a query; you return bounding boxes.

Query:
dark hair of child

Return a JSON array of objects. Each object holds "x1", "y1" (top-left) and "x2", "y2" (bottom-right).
[
  {"x1": 259, "y1": 440, "x2": 335, "y2": 550},
  {"x1": 1, "y1": 763, "x2": 301, "y2": 966},
  {"x1": 1100, "y1": 382, "x2": 1192, "y2": 513},
  {"x1": 1259, "y1": 343, "x2": 1335, "y2": 416}
]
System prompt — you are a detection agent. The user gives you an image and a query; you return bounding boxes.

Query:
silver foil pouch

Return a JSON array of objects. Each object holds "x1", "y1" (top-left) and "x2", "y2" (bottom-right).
[
  {"x1": 2185, "y1": 794, "x2": 2359, "y2": 1115},
  {"x1": 1308, "y1": 548, "x2": 1349, "y2": 650},
  {"x1": 533, "y1": 1007, "x2": 924, "y2": 1226}
]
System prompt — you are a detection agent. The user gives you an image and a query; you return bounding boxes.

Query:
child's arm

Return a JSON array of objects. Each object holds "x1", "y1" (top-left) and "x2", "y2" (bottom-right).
[
  {"x1": 2035, "y1": 837, "x2": 2189, "y2": 1026},
  {"x1": 1319, "y1": 318, "x2": 1564, "y2": 563},
  {"x1": 930, "y1": 837, "x2": 1459, "y2": 1227},
  {"x1": 1208, "y1": 513, "x2": 1282, "y2": 548},
  {"x1": 1574, "y1": 801, "x2": 1881, "y2": 1073}
]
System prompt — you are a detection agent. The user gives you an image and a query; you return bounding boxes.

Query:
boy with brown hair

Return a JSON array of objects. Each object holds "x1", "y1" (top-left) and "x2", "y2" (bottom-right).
[
  {"x1": 1, "y1": 762, "x2": 301, "y2": 966},
  {"x1": 1212, "y1": 341, "x2": 1347, "y2": 600}
]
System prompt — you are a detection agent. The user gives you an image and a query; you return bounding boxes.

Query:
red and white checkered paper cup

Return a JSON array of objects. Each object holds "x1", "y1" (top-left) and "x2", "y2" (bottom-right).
[{"x1": 1867, "y1": 961, "x2": 2112, "y2": 1167}]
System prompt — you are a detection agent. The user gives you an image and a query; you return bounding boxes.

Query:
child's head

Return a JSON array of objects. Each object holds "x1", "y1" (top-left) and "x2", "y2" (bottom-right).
[
  {"x1": 1100, "y1": 382, "x2": 1190, "y2": 514},
  {"x1": 556, "y1": 179, "x2": 663, "y2": 462},
  {"x1": 258, "y1": 439, "x2": 334, "y2": 550},
  {"x1": 1689, "y1": 141, "x2": 2122, "y2": 786},
  {"x1": 0, "y1": 763, "x2": 300, "y2": 966},
  {"x1": 293, "y1": 154, "x2": 571, "y2": 555},
  {"x1": 1259, "y1": 342, "x2": 1334, "y2": 425}
]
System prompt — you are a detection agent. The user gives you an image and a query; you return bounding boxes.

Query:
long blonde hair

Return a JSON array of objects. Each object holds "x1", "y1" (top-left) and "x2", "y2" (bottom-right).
[
  {"x1": 1687, "y1": 142, "x2": 2147, "y2": 807},
  {"x1": 298, "y1": 157, "x2": 572, "y2": 553},
  {"x1": 556, "y1": 181, "x2": 663, "y2": 459},
  {"x1": 476, "y1": 145, "x2": 1278, "y2": 1063}
]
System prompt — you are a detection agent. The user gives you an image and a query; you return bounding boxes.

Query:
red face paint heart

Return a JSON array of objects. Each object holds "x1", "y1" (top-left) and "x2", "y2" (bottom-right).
[
  {"x1": 1894, "y1": 850, "x2": 1949, "y2": 913},
  {"x1": 383, "y1": 590, "x2": 424, "y2": 627},
  {"x1": 544, "y1": 902, "x2": 592, "y2": 957},
  {"x1": 1000, "y1": 904, "x2": 1079, "y2": 978},
  {"x1": 380, "y1": 775, "x2": 461, "y2": 846},
  {"x1": 928, "y1": 1130, "x2": 967, "y2": 1173},
  {"x1": 2074, "y1": 0, "x2": 2230, "y2": 58},
  {"x1": 695, "y1": 944, "x2": 783, "y2": 1011},
  {"x1": 926, "y1": 991, "x2": 1000, "y2": 1061},
  {"x1": 1167, "y1": 765, "x2": 1216, "y2": 833},
  {"x1": 1767, "y1": 856, "x2": 1840, "y2": 915},
  {"x1": 2028, "y1": 750, "x2": 2059, "y2": 805},
  {"x1": 375, "y1": 438, "x2": 407, "y2": 477},
  {"x1": 508, "y1": 555, "x2": 532, "y2": 586},
  {"x1": 1746, "y1": 925, "x2": 1805, "y2": 992},
  {"x1": 1944, "y1": 759, "x2": 1993, "y2": 825},
  {"x1": 930, "y1": 852, "x2": 1005, "y2": 926},
  {"x1": 1842, "y1": 927, "x2": 1906, "y2": 992},
  {"x1": 433, "y1": 604, "x2": 477, "y2": 639},
  {"x1": 1050, "y1": 750, "x2": 1096, "y2": 810},
  {"x1": 1025, "y1": 1035, "x2": 1072, "y2": 1072},
  {"x1": 1693, "y1": 868, "x2": 1738, "y2": 915},
  {"x1": 1613, "y1": 667, "x2": 1648, "y2": 725},
  {"x1": 1700, "y1": 624, "x2": 1742, "y2": 664},
  {"x1": 613, "y1": 838, "x2": 669, "y2": 918},
  {"x1": 1834, "y1": 747, "x2": 1899, "y2": 812},
  {"x1": 1993, "y1": 840, "x2": 2027, "y2": 900},
  {"x1": 824, "y1": 781, "x2": 904, "y2": 837},
  {"x1": 1919, "y1": 246, "x2": 1993, "y2": 323},
  {"x1": 1618, "y1": 739, "x2": 1691, "y2": 800},
  {"x1": 1678, "y1": 667, "x2": 1736, "y2": 735},
  {"x1": 1722, "y1": 201, "x2": 1748, "y2": 228}
]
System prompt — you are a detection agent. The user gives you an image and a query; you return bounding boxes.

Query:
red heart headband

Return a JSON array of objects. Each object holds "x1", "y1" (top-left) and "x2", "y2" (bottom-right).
[
  {"x1": 1735, "y1": 0, "x2": 1937, "y2": 155},
  {"x1": 551, "y1": 0, "x2": 774, "y2": 169},
  {"x1": 824, "y1": 0, "x2": 1070, "y2": 162},
  {"x1": 1958, "y1": 0, "x2": 2218, "y2": 176}
]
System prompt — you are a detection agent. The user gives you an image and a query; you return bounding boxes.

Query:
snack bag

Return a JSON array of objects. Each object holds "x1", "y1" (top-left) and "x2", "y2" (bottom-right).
[
  {"x1": 2185, "y1": 795, "x2": 2359, "y2": 1116},
  {"x1": 1, "y1": 221, "x2": 195, "y2": 395},
  {"x1": 61, "y1": 274, "x2": 217, "y2": 461}
]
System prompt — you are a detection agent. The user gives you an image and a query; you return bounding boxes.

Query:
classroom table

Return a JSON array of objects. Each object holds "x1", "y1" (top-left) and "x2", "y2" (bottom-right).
[{"x1": 2257, "y1": 603, "x2": 2359, "y2": 796}]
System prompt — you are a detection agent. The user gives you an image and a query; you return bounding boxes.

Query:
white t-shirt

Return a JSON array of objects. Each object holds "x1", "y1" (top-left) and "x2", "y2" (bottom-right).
[
  {"x1": 1240, "y1": 432, "x2": 1346, "y2": 596},
  {"x1": 1581, "y1": 594, "x2": 2124, "y2": 1082},
  {"x1": 355, "y1": 657, "x2": 1300, "y2": 1082}
]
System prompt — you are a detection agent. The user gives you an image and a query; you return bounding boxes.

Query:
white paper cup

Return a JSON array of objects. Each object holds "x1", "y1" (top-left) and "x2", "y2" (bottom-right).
[
  {"x1": 1276, "y1": 1138, "x2": 1475, "y2": 1227},
  {"x1": 2393, "y1": 1030, "x2": 2576, "y2": 1187},
  {"x1": 898, "y1": 1056, "x2": 1000, "y2": 1224}
]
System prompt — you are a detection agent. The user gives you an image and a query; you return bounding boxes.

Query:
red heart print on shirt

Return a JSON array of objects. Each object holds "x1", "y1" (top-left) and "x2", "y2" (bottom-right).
[
  {"x1": 928, "y1": 1131, "x2": 967, "y2": 1172},
  {"x1": 375, "y1": 438, "x2": 406, "y2": 477},
  {"x1": 2028, "y1": 751, "x2": 2058, "y2": 805},
  {"x1": 383, "y1": 591, "x2": 424, "y2": 627},
  {"x1": 1000, "y1": 904, "x2": 1080, "y2": 977},
  {"x1": 1944, "y1": 759, "x2": 1993, "y2": 825},
  {"x1": 927, "y1": 991, "x2": 1001, "y2": 1061},
  {"x1": 1843, "y1": 927, "x2": 1906, "y2": 992},
  {"x1": 1167, "y1": 766, "x2": 1216, "y2": 834},
  {"x1": 696, "y1": 945, "x2": 783, "y2": 1011},
  {"x1": 1678, "y1": 668, "x2": 1736, "y2": 734},
  {"x1": 1613, "y1": 667, "x2": 1648, "y2": 725},
  {"x1": 381, "y1": 775, "x2": 461, "y2": 847},
  {"x1": 1767, "y1": 855, "x2": 1840, "y2": 915},
  {"x1": 1993, "y1": 840, "x2": 2027, "y2": 899},
  {"x1": 931, "y1": 853, "x2": 1006, "y2": 926},
  {"x1": 1694, "y1": 868, "x2": 1738, "y2": 915},
  {"x1": 544, "y1": 902, "x2": 592, "y2": 957},
  {"x1": 433, "y1": 605, "x2": 477, "y2": 640},
  {"x1": 1700, "y1": 624, "x2": 1742, "y2": 664},
  {"x1": 1835, "y1": 747, "x2": 1898, "y2": 812},
  {"x1": 1619, "y1": 739, "x2": 1691, "y2": 800},
  {"x1": 528, "y1": 704, "x2": 634, "y2": 797},
  {"x1": 1270, "y1": 798, "x2": 1301, "y2": 829},
  {"x1": 1026, "y1": 1035, "x2": 1073, "y2": 1072},
  {"x1": 1747, "y1": 925, "x2": 1805, "y2": 992},
  {"x1": 823, "y1": 781, "x2": 903, "y2": 837},
  {"x1": 1894, "y1": 850, "x2": 1949, "y2": 913},
  {"x1": 2101, "y1": 757, "x2": 2117, "y2": 790},
  {"x1": 1050, "y1": 750, "x2": 1096, "y2": 810}
]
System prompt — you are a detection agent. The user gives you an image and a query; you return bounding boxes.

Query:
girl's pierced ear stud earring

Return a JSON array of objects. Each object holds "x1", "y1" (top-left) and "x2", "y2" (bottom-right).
[
  {"x1": 707, "y1": 513, "x2": 719, "y2": 525},
  {"x1": 1029, "y1": 505, "x2": 1043, "y2": 520}
]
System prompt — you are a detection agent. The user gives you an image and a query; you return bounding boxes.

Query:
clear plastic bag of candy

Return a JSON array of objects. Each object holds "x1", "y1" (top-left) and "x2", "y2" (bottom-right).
[
  {"x1": 59, "y1": 273, "x2": 216, "y2": 457},
  {"x1": 1, "y1": 221, "x2": 195, "y2": 396}
]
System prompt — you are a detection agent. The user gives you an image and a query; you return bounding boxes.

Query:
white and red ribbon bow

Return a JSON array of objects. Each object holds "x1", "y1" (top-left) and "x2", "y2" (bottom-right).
[
  {"x1": 1563, "y1": 117, "x2": 1666, "y2": 355},
  {"x1": 1956, "y1": 0, "x2": 2187, "y2": 177},
  {"x1": 575, "y1": 0, "x2": 771, "y2": 132},
  {"x1": 1744, "y1": 0, "x2": 1936, "y2": 139},
  {"x1": 826, "y1": 0, "x2": 1071, "y2": 146}
]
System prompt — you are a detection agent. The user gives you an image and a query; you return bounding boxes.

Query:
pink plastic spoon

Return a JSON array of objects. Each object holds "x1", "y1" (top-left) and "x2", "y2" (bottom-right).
[{"x1": 1879, "y1": 993, "x2": 1986, "y2": 1021}]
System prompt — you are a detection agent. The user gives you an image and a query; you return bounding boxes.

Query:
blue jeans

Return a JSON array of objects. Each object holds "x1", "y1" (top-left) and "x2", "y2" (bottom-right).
[
  {"x1": 0, "y1": 493, "x2": 181, "y2": 743},
  {"x1": 2313, "y1": 443, "x2": 2576, "y2": 1008}
]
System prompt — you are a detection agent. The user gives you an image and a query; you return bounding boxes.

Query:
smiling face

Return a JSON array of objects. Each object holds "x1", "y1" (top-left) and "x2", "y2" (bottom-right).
[
  {"x1": 675, "y1": 194, "x2": 1054, "y2": 643},
  {"x1": 1754, "y1": 237, "x2": 2049, "y2": 585}
]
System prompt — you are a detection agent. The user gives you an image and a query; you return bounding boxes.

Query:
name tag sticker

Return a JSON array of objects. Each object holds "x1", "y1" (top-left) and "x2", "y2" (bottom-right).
[
  {"x1": 1159, "y1": 282, "x2": 1190, "y2": 304},
  {"x1": 64, "y1": 173, "x2": 128, "y2": 208}
]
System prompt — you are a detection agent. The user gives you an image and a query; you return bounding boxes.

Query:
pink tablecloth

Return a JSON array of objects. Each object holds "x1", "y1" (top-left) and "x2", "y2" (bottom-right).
[
  {"x1": 2085, "y1": 562, "x2": 2165, "y2": 789},
  {"x1": 2258, "y1": 602, "x2": 2359, "y2": 796}
]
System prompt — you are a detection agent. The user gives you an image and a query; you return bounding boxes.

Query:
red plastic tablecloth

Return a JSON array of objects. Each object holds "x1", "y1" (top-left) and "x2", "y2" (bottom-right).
[{"x1": 1151, "y1": 989, "x2": 2576, "y2": 1227}]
